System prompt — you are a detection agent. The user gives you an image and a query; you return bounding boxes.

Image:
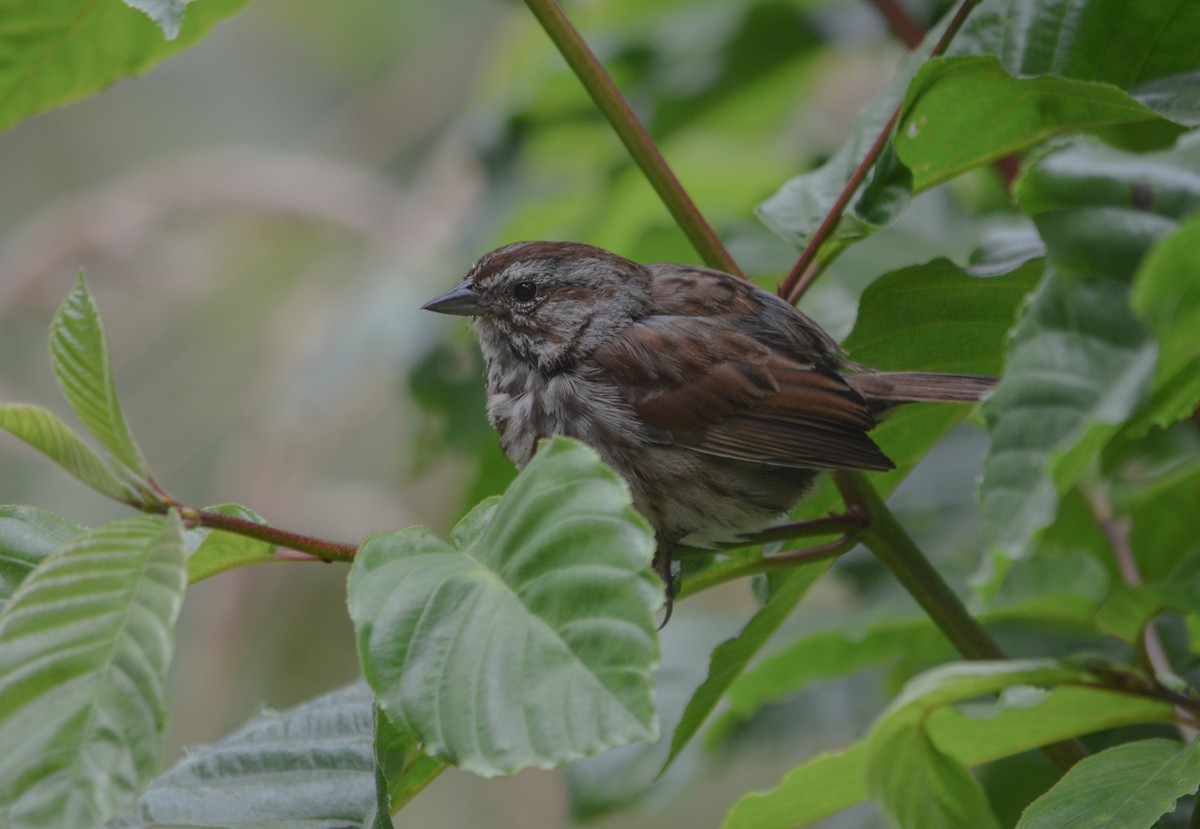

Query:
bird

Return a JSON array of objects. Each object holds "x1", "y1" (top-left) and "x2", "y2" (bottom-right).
[{"x1": 423, "y1": 241, "x2": 993, "y2": 611}]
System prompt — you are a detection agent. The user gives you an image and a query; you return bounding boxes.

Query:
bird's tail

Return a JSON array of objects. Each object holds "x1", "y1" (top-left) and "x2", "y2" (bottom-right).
[{"x1": 847, "y1": 371, "x2": 996, "y2": 405}]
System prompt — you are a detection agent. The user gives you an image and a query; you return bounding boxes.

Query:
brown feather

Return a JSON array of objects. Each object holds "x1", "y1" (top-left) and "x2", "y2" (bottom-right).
[
  {"x1": 592, "y1": 314, "x2": 893, "y2": 472},
  {"x1": 847, "y1": 371, "x2": 996, "y2": 406}
]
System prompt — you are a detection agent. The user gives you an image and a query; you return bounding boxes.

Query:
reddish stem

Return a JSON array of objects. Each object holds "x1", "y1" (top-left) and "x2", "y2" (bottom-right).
[
  {"x1": 994, "y1": 153, "x2": 1021, "y2": 188},
  {"x1": 869, "y1": 0, "x2": 925, "y2": 47},
  {"x1": 778, "y1": 0, "x2": 981, "y2": 304},
  {"x1": 182, "y1": 507, "x2": 359, "y2": 562},
  {"x1": 778, "y1": 105, "x2": 901, "y2": 303}
]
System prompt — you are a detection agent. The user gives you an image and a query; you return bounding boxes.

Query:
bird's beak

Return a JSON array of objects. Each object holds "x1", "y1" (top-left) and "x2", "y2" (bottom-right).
[{"x1": 421, "y1": 281, "x2": 484, "y2": 316}]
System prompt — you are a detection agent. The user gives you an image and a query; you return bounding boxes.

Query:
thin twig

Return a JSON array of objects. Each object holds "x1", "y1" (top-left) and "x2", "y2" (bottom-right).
[
  {"x1": 732, "y1": 507, "x2": 869, "y2": 547},
  {"x1": 1084, "y1": 485, "x2": 1198, "y2": 742},
  {"x1": 136, "y1": 482, "x2": 360, "y2": 565},
  {"x1": 675, "y1": 506, "x2": 869, "y2": 597},
  {"x1": 676, "y1": 534, "x2": 859, "y2": 600},
  {"x1": 778, "y1": 0, "x2": 982, "y2": 303},
  {"x1": 868, "y1": 0, "x2": 925, "y2": 48},
  {"x1": 521, "y1": 0, "x2": 743, "y2": 277},
  {"x1": 778, "y1": 105, "x2": 901, "y2": 303},
  {"x1": 993, "y1": 154, "x2": 1021, "y2": 189},
  {"x1": 183, "y1": 507, "x2": 359, "y2": 562}
]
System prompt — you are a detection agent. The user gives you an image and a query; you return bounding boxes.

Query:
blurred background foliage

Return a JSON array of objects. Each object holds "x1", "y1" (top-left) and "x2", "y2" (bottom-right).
[{"x1": 0, "y1": 0, "x2": 1128, "y2": 825}]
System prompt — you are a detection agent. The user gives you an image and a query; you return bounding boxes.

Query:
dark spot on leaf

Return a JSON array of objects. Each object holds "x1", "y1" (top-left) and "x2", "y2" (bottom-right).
[{"x1": 1131, "y1": 182, "x2": 1153, "y2": 211}]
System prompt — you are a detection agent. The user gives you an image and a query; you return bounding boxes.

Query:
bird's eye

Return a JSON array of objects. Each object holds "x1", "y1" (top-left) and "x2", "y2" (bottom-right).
[{"x1": 512, "y1": 281, "x2": 537, "y2": 302}]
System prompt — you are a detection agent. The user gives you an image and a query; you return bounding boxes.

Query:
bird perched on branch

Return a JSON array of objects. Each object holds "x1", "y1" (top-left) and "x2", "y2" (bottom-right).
[{"x1": 424, "y1": 241, "x2": 993, "y2": 610}]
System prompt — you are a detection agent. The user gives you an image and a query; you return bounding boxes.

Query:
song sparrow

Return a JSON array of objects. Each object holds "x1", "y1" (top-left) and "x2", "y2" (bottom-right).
[{"x1": 423, "y1": 241, "x2": 993, "y2": 603}]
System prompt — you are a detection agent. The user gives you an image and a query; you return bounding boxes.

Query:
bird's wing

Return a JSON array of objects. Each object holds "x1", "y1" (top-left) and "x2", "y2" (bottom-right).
[
  {"x1": 591, "y1": 315, "x2": 894, "y2": 471},
  {"x1": 646, "y1": 263, "x2": 846, "y2": 365}
]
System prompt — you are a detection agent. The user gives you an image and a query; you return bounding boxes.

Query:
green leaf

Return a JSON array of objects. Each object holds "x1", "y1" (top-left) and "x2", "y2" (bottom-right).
[
  {"x1": 49, "y1": 275, "x2": 151, "y2": 491},
  {"x1": 0, "y1": 405, "x2": 137, "y2": 504},
  {"x1": 185, "y1": 503, "x2": 277, "y2": 582},
  {"x1": 951, "y1": 0, "x2": 1200, "y2": 88},
  {"x1": 868, "y1": 662, "x2": 1084, "y2": 829},
  {"x1": 1095, "y1": 585, "x2": 1173, "y2": 644},
  {"x1": 865, "y1": 661, "x2": 1084, "y2": 829},
  {"x1": 843, "y1": 258, "x2": 1042, "y2": 374},
  {"x1": 926, "y1": 687, "x2": 1172, "y2": 775},
  {"x1": 0, "y1": 0, "x2": 250, "y2": 133},
  {"x1": 0, "y1": 506, "x2": 82, "y2": 612},
  {"x1": 979, "y1": 270, "x2": 1156, "y2": 561},
  {"x1": 112, "y1": 681, "x2": 386, "y2": 828},
  {"x1": 872, "y1": 726, "x2": 1003, "y2": 829},
  {"x1": 374, "y1": 707, "x2": 446, "y2": 817},
  {"x1": 1096, "y1": 563, "x2": 1200, "y2": 644},
  {"x1": 348, "y1": 437, "x2": 660, "y2": 777},
  {"x1": 1016, "y1": 738, "x2": 1200, "y2": 829},
  {"x1": 897, "y1": 56, "x2": 1173, "y2": 192},
  {"x1": 980, "y1": 135, "x2": 1200, "y2": 564},
  {"x1": 1129, "y1": 463, "x2": 1200, "y2": 583},
  {"x1": 0, "y1": 513, "x2": 185, "y2": 829},
  {"x1": 723, "y1": 743, "x2": 866, "y2": 829},
  {"x1": 723, "y1": 686, "x2": 1171, "y2": 829},
  {"x1": 1129, "y1": 211, "x2": 1200, "y2": 432}
]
